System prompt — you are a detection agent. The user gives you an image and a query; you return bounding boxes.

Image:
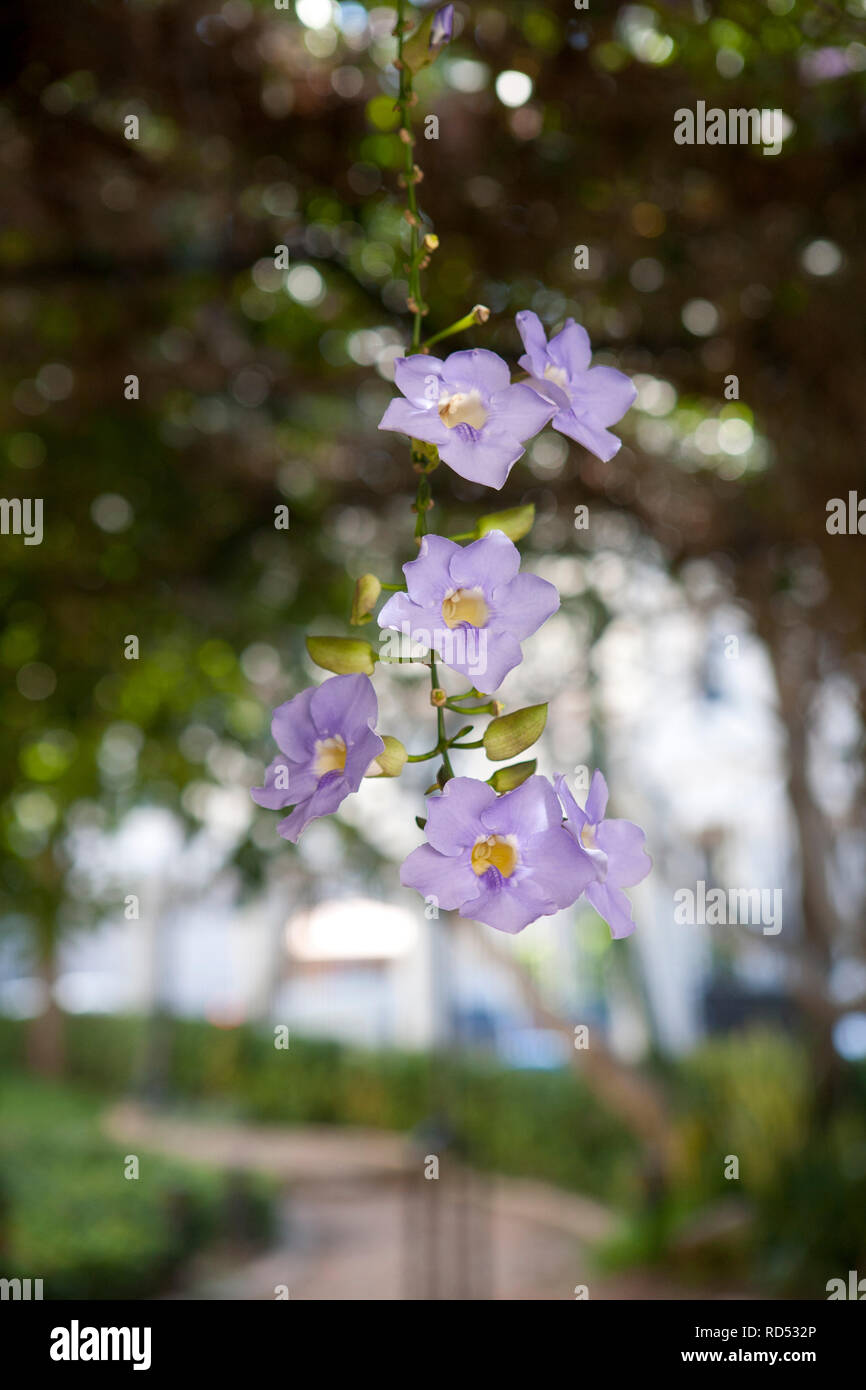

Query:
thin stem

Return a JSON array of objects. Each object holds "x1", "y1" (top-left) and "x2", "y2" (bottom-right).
[
  {"x1": 396, "y1": 0, "x2": 424, "y2": 352},
  {"x1": 430, "y1": 654, "x2": 454, "y2": 781},
  {"x1": 423, "y1": 306, "x2": 488, "y2": 351},
  {"x1": 449, "y1": 737, "x2": 485, "y2": 751}
]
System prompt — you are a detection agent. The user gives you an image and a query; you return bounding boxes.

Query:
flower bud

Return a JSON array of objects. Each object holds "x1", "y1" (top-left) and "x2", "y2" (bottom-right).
[
  {"x1": 483, "y1": 703, "x2": 547, "y2": 761},
  {"x1": 350, "y1": 573, "x2": 382, "y2": 626},
  {"x1": 430, "y1": 687, "x2": 447, "y2": 707},
  {"x1": 365, "y1": 735, "x2": 408, "y2": 778},
  {"x1": 306, "y1": 635, "x2": 377, "y2": 676},
  {"x1": 488, "y1": 759, "x2": 537, "y2": 792},
  {"x1": 403, "y1": 4, "x2": 454, "y2": 74},
  {"x1": 474, "y1": 503, "x2": 535, "y2": 544}
]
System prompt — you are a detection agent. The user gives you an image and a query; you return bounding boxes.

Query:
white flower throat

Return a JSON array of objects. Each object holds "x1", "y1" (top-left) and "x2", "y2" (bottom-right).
[
  {"x1": 441, "y1": 586, "x2": 490, "y2": 629},
  {"x1": 437, "y1": 389, "x2": 488, "y2": 431},
  {"x1": 543, "y1": 363, "x2": 569, "y2": 390},
  {"x1": 314, "y1": 735, "x2": 346, "y2": 778},
  {"x1": 471, "y1": 834, "x2": 518, "y2": 878}
]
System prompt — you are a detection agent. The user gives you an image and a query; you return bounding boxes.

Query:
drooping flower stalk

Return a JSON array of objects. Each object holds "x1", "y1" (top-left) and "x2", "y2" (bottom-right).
[{"x1": 250, "y1": 3, "x2": 649, "y2": 938}]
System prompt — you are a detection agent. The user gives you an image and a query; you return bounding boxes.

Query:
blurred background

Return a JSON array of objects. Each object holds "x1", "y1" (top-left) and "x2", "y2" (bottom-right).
[{"x1": 1, "y1": 0, "x2": 866, "y2": 1300}]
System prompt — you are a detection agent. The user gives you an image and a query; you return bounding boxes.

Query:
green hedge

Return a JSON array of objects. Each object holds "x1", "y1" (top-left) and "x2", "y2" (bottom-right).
[
  {"x1": 0, "y1": 1014, "x2": 640, "y2": 1205},
  {"x1": 0, "y1": 1075, "x2": 275, "y2": 1300},
  {"x1": 4, "y1": 1016, "x2": 863, "y2": 1294}
]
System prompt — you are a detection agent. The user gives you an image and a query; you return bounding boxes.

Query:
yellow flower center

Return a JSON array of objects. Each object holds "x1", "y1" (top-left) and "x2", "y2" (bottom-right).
[
  {"x1": 580, "y1": 822, "x2": 597, "y2": 850},
  {"x1": 437, "y1": 390, "x2": 488, "y2": 431},
  {"x1": 543, "y1": 363, "x2": 569, "y2": 389},
  {"x1": 441, "y1": 587, "x2": 490, "y2": 630},
  {"x1": 313, "y1": 735, "x2": 347, "y2": 778},
  {"x1": 471, "y1": 834, "x2": 518, "y2": 878}
]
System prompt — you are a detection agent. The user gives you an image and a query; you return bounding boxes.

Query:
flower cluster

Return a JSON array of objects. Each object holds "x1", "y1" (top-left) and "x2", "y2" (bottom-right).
[
  {"x1": 250, "y1": 2, "x2": 649, "y2": 939},
  {"x1": 379, "y1": 326, "x2": 634, "y2": 488},
  {"x1": 401, "y1": 771, "x2": 649, "y2": 936}
]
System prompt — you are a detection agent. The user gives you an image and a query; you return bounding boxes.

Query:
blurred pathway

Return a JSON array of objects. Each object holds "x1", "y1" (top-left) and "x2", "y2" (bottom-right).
[{"x1": 103, "y1": 1104, "x2": 742, "y2": 1301}]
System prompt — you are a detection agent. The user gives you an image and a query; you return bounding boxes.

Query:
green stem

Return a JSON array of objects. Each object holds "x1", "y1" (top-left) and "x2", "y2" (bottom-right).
[
  {"x1": 423, "y1": 306, "x2": 487, "y2": 351},
  {"x1": 430, "y1": 654, "x2": 454, "y2": 782},
  {"x1": 396, "y1": 0, "x2": 424, "y2": 352},
  {"x1": 449, "y1": 738, "x2": 485, "y2": 751},
  {"x1": 406, "y1": 724, "x2": 472, "y2": 763},
  {"x1": 407, "y1": 747, "x2": 442, "y2": 763}
]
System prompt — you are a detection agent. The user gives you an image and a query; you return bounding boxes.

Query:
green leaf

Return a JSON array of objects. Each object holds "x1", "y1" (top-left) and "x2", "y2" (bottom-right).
[
  {"x1": 474, "y1": 503, "x2": 535, "y2": 543},
  {"x1": 482, "y1": 703, "x2": 547, "y2": 761},
  {"x1": 487, "y1": 759, "x2": 537, "y2": 792},
  {"x1": 306, "y1": 635, "x2": 377, "y2": 676}
]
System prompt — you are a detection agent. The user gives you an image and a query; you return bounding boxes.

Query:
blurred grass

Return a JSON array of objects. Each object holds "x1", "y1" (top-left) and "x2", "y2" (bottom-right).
[{"x1": 0, "y1": 1072, "x2": 276, "y2": 1299}]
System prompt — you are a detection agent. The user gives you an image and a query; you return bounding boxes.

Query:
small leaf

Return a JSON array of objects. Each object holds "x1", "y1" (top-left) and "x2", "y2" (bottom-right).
[
  {"x1": 474, "y1": 503, "x2": 535, "y2": 544},
  {"x1": 350, "y1": 573, "x2": 382, "y2": 626},
  {"x1": 483, "y1": 703, "x2": 547, "y2": 761},
  {"x1": 488, "y1": 759, "x2": 537, "y2": 792},
  {"x1": 415, "y1": 816, "x2": 427, "y2": 831},
  {"x1": 306, "y1": 635, "x2": 377, "y2": 676},
  {"x1": 365, "y1": 735, "x2": 408, "y2": 779}
]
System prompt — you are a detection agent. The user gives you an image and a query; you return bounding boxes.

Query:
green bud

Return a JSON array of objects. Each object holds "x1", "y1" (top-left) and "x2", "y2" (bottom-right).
[
  {"x1": 488, "y1": 759, "x2": 537, "y2": 792},
  {"x1": 483, "y1": 703, "x2": 547, "y2": 761},
  {"x1": 474, "y1": 503, "x2": 535, "y2": 544},
  {"x1": 306, "y1": 635, "x2": 377, "y2": 676},
  {"x1": 365, "y1": 735, "x2": 408, "y2": 778},
  {"x1": 350, "y1": 573, "x2": 382, "y2": 626}
]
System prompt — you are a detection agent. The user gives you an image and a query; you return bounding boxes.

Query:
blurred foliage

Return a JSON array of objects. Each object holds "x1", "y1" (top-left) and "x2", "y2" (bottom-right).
[
  {"x1": 3, "y1": 1016, "x2": 866, "y2": 1292},
  {"x1": 603, "y1": 1027, "x2": 866, "y2": 1291},
  {"x1": 0, "y1": 1073, "x2": 276, "y2": 1298},
  {"x1": 677, "y1": 1027, "x2": 811, "y2": 1196},
  {"x1": 0, "y1": 1014, "x2": 641, "y2": 1202}
]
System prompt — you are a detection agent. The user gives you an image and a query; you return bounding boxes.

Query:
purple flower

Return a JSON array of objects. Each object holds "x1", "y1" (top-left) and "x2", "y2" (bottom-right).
[
  {"x1": 377, "y1": 530, "x2": 559, "y2": 693},
  {"x1": 516, "y1": 311, "x2": 636, "y2": 462},
  {"x1": 430, "y1": 4, "x2": 454, "y2": 49},
  {"x1": 378, "y1": 348, "x2": 554, "y2": 489},
  {"x1": 251, "y1": 673, "x2": 384, "y2": 843},
  {"x1": 401, "y1": 775, "x2": 596, "y2": 934},
  {"x1": 555, "y1": 770, "x2": 651, "y2": 939}
]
